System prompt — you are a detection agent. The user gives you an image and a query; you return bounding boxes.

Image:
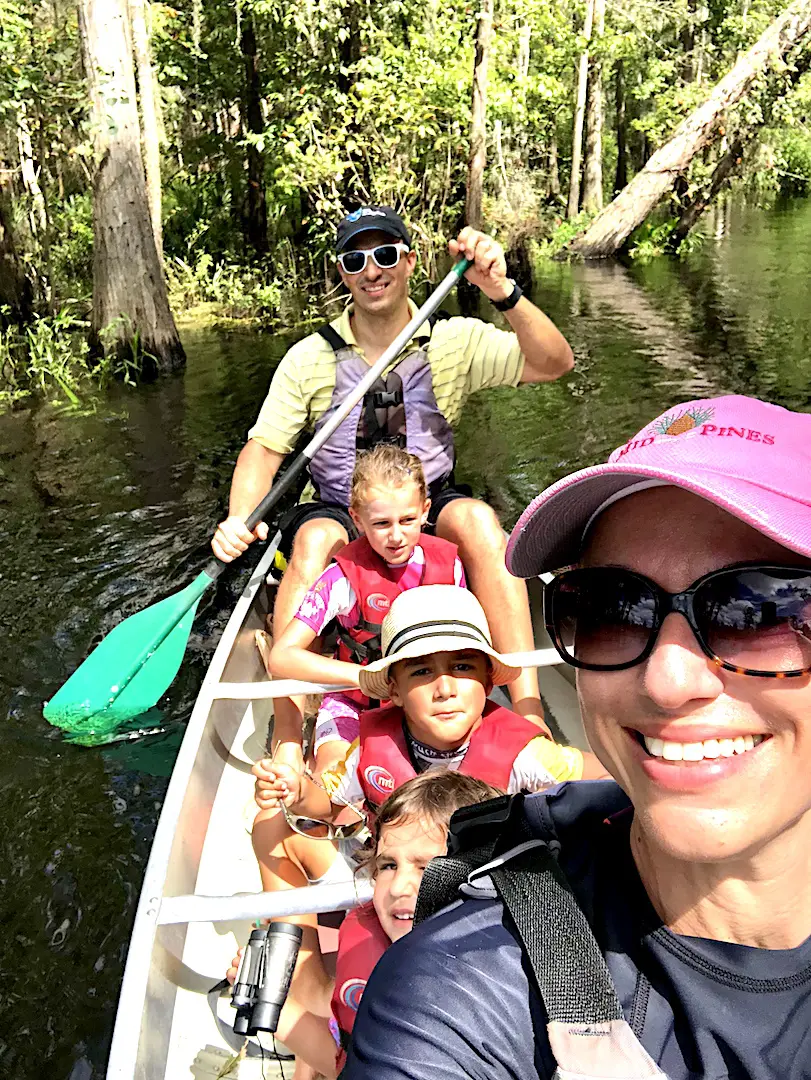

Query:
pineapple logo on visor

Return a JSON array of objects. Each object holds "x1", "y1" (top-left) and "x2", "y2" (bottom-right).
[{"x1": 650, "y1": 405, "x2": 714, "y2": 436}]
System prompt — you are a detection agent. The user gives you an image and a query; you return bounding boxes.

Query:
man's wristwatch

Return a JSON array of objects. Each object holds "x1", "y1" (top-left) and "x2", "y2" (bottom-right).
[{"x1": 492, "y1": 279, "x2": 523, "y2": 311}]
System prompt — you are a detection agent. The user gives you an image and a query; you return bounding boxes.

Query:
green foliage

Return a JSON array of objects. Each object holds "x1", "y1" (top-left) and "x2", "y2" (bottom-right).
[
  {"x1": 627, "y1": 218, "x2": 706, "y2": 261},
  {"x1": 49, "y1": 195, "x2": 94, "y2": 300},
  {"x1": 0, "y1": 305, "x2": 91, "y2": 408},
  {"x1": 774, "y1": 129, "x2": 811, "y2": 194},
  {"x1": 165, "y1": 254, "x2": 288, "y2": 322},
  {"x1": 1, "y1": 0, "x2": 811, "y2": 413}
]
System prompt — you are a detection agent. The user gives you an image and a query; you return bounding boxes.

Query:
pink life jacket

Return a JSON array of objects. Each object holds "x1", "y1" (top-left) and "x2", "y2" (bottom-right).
[
  {"x1": 331, "y1": 902, "x2": 390, "y2": 1071},
  {"x1": 358, "y1": 700, "x2": 540, "y2": 809},
  {"x1": 333, "y1": 534, "x2": 459, "y2": 705}
]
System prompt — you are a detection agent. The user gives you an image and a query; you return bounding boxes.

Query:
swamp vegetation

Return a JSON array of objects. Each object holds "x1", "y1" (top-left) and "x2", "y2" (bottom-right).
[{"x1": 3, "y1": 0, "x2": 811, "y2": 400}]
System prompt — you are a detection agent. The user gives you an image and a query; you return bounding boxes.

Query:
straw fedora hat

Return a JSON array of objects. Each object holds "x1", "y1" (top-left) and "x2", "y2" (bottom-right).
[{"x1": 358, "y1": 585, "x2": 522, "y2": 701}]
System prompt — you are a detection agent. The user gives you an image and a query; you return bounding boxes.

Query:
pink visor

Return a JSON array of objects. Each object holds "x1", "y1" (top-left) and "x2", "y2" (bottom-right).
[{"x1": 506, "y1": 395, "x2": 811, "y2": 578}]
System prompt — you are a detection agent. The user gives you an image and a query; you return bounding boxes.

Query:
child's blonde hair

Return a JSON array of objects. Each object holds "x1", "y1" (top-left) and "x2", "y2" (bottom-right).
[{"x1": 350, "y1": 445, "x2": 427, "y2": 512}]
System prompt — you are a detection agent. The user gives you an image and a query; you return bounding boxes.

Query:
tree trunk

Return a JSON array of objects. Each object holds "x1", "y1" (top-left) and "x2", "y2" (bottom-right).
[
  {"x1": 614, "y1": 59, "x2": 628, "y2": 193},
  {"x1": 0, "y1": 191, "x2": 32, "y2": 324},
  {"x1": 517, "y1": 23, "x2": 531, "y2": 80},
  {"x1": 240, "y1": 15, "x2": 268, "y2": 256},
  {"x1": 672, "y1": 49, "x2": 811, "y2": 245},
  {"x1": 129, "y1": 0, "x2": 163, "y2": 258},
  {"x1": 567, "y1": 0, "x2": 595, "y2": 218},
  {"x1": 582, "y1": 0, "x2": 605, "y2": 212},
  {"x1": 466, "y1": 0, "x2": 493, "y2": 229},
  {"x1": 17, "y1": 104, "x2": 47, "y2": 236},
  {"x1": 494, "y1": 119, "x2": 512, "y2": 211},
  {"x1": 549, "y1": 131, "x2": 561, "y2": 197},
  {"x1": 570, "y1": 0, "x2": 811, "y2": 258},
  {"x1": 680, "y1": 0, "x2": 697, "y2": 82},
  {"x1": 672, "y1": 137, "x2": 745, "y2": 245},
  {"x1": 78, "y1": 0, "x2": 184, "y2": 376}
]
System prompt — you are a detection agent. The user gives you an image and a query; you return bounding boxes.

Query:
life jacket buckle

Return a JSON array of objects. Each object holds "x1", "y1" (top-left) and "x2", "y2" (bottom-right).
[{"x1": 372, "y1": 389, "x2": 403, "y2": 408}]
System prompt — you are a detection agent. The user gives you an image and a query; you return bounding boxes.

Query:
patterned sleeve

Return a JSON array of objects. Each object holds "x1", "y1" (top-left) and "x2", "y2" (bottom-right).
[
  {"x1": 321, "y1": 741, "x2": 363, "y2": 806},
  {"x1": 507, "y1": 737, "x2": 584, "y2": 793},
  {"x1": 294, "y1": 564, "x2": 358, "y2": 634}
]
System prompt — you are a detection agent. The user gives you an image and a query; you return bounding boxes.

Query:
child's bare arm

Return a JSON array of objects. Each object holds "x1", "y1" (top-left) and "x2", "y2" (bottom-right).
[
  {"x1": 253, "y1": 759, "x2": 335, "y2": 819},
  {"x1": 579, "y1": 749, "x2": 611, "y2": 780},
  {"x1": 270, "y1": 617, "x2": 362, "y2": 688}
]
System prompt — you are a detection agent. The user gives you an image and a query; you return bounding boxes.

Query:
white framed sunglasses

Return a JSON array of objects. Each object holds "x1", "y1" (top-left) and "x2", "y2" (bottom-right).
[{"x1": 337, "y1": 242, "x2": 410, "y2": 275}]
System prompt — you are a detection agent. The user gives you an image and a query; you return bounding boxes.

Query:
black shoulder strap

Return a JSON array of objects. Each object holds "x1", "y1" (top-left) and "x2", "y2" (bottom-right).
[
  {"x1": 490, "y1": 848, "x2": 623, "y2": 1025},
  {"x1": 415, "y1": 794, "x2": 623, "y2": 1027},
  {"x1": 318, "y1": 324, "x2": 349, "y2": 352},
  {"x1": 414, "y1": 794, "x2": 529, "y2": 923}
]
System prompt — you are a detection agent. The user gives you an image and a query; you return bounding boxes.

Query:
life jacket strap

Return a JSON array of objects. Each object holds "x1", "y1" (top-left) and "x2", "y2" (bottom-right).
[
  {"x1": 336, "y1": 618, "x2": 382, "y2": 663},
  {"x1": 414, "y1": 793, "x2": 624, "y2": 1027}
]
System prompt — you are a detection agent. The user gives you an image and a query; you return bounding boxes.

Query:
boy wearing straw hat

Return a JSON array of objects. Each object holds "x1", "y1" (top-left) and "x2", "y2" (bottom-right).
[
  {"x1": 251, "y1": 587, "x2": 605, "y2": 1018},
  {"x1": 254, "y1": 586, "x2": 605, "y2": 826}
]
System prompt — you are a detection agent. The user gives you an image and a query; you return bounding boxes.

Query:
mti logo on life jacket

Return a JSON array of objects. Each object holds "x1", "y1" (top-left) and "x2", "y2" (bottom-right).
[
  {"x1": 367, "y1": 593, "x2": 391, "y2": 614},
  {"x1": 364, "y1": 765, "x2": 395, "y2": 796},
  {"x1": 339, "y1": 977, "x2": 367, "y2": 1012}
]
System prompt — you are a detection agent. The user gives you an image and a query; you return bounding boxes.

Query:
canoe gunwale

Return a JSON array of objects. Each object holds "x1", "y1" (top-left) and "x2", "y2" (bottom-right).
[{"x1": 106, "y1": 535, "x2": 281, "y2": 1079}]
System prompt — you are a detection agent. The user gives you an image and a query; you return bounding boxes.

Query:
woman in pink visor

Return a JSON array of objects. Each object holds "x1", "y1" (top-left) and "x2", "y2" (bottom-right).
[{"x1": 341, "y1": 394, "x2": 811, "y2": 1080}]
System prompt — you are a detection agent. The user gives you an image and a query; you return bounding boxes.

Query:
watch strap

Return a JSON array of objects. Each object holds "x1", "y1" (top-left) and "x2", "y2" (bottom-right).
[{"x1": 492, "y1": 280, "x2": 523, "y2": 311}]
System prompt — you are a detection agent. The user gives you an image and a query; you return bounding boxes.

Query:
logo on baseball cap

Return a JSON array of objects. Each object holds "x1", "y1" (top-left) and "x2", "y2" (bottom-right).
[
  {"x1": 336, "y1": 205, "x2": 411, "y2": 252},
  {"x1": 506, "y1": 394, "x2": 811, "y2": 577}
]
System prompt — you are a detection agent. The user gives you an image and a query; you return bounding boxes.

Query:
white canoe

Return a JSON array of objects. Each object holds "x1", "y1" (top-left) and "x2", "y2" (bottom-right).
[{"x1": 106, "y1": 531, "x2": 582, "y2": 1079}]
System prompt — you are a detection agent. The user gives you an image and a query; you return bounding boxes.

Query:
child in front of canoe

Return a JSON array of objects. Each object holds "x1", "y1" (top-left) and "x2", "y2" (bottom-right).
[
  {"x1": 229, "y1": 771, "x2": 503, "y2": 1079},
  {"x1": 252, "y1": 588, "x2": 608, "y2": 996},
  {"x1": 269, "y1": 443, "x2": 466, "y2": 781}
]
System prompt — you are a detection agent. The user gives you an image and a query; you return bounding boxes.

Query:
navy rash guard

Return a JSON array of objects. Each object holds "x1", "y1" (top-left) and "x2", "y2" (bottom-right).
[{"x1": 342, "y1": 781, "x2": 811, "y2": 1080}]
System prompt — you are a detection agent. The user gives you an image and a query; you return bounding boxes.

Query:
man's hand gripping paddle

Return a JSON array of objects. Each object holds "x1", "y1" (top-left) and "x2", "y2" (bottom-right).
[{"x1": 43, "y1": 259, "x2": 471, "y2": 742}]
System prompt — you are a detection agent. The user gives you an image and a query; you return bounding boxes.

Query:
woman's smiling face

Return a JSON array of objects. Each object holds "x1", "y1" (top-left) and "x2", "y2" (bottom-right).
[{"x1": 578, "y1": 486, "x2": 811, "y2": 865}]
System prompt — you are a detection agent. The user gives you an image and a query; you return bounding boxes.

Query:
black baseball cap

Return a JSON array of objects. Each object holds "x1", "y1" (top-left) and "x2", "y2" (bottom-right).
[{"x1": 336, "y1": 206, "x2": 411, "y2": 252}]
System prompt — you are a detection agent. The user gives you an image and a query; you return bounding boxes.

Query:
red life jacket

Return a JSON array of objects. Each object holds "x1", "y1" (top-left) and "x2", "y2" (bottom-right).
[
  {"x1": 331, "y1": 901, "x2": 390, "y2": 1071},
  {"x1": 333, "y1": 533, "x2": 459, "y2": 705},
  {"x1": 357, "y1": 700, "x2": 540, "y2": 809}
]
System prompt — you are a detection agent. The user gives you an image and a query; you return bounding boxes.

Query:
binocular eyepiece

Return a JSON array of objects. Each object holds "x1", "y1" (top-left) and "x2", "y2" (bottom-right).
[{"x1": 231, "y1": 922, "x2": 302, "y2": 1036}]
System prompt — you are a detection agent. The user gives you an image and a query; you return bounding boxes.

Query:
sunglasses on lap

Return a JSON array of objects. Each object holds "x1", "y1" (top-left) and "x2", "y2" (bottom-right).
[
  {"x1": 544, "y1": 563, "x2": 811, "y2": 677},
  {"x1": 280, "y1": 770, "x2": 368, "y2": 843},
  {"x1": 337, "y1": 243, "x2": 409, "y2": 275}
]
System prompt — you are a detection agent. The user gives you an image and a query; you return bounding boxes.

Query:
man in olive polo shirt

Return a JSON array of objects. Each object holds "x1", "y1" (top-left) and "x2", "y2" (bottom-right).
[{"x1": 212, "y1": 207, "x2": 574, "y2": 744}]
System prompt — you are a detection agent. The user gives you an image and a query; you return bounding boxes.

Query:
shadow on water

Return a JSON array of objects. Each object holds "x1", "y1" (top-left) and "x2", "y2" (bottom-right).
[{"x1": 1, "y1": 200, "x2": 810, "y2": 1077}]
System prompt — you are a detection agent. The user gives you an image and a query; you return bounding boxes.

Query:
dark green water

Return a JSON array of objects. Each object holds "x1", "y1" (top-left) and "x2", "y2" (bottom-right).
[{"x1": 2, "y1": 199, "x2": 811, "y2": 1078}]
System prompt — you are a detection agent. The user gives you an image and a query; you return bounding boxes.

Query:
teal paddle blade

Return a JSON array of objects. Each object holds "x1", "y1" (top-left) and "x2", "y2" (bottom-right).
[{"x1": 44, "y1": 570, "x2": 213, "y2": 741}]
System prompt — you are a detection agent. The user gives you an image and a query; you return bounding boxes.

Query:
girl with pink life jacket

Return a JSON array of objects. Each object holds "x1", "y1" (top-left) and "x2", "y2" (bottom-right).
[
  {"x1": 229, "y1": 773, "x2": 502, "y2": 1080},
  {"x1": 269, "y1": 445, "x2": 464, "y2": 777}
]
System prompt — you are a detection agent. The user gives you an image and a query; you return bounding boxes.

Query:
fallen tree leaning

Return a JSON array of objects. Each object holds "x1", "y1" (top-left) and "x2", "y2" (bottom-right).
[{"x1": 569, "y1": 0, "x2": 811, "y2": 259}]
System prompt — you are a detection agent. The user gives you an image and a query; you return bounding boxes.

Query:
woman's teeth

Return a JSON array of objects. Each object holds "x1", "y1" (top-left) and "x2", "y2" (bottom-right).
[
  {"x1": 392, "y1": 913, "x2": 413, "y2": 921},
  {"x1": 642, "y1": 734, "x2": 764, "y2": 761}
]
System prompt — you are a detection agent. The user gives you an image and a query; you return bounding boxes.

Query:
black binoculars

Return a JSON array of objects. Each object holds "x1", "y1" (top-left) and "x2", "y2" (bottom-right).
[{"x1": 231, "y1": 922, "x2": 302, "y2": 1035}]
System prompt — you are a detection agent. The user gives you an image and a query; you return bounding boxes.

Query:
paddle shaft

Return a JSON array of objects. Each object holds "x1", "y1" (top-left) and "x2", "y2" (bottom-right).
[{"x1": 202, "y1": 258, "x2": 472, "y2": 581}]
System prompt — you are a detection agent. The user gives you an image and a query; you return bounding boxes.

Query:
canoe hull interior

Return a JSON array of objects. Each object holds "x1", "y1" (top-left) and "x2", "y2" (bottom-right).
[{"x1": 107, "y1": 540, "x2": 584, "y2": 1079}]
